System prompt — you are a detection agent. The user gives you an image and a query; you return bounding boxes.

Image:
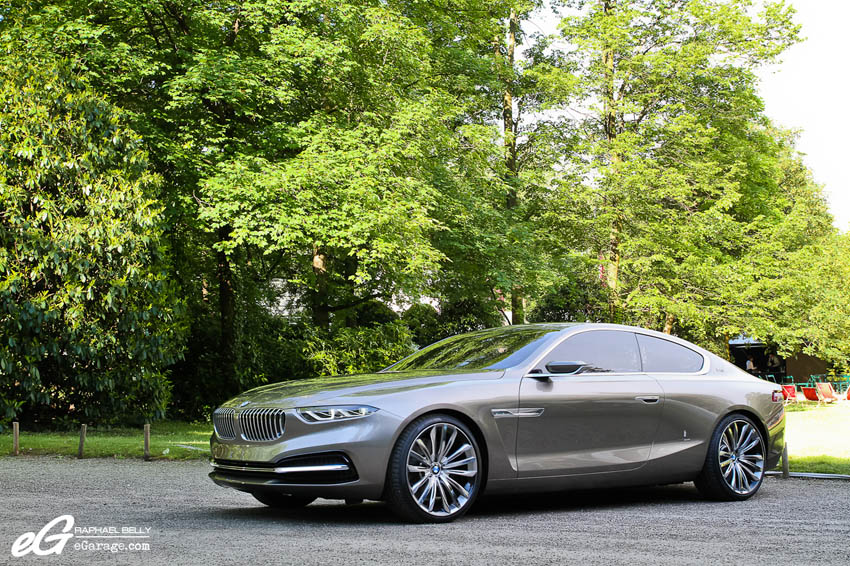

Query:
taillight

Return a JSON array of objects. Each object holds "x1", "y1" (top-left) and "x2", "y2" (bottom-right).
[{"x1": 772, "y1": 390, "x2": 783, "y2": 403}]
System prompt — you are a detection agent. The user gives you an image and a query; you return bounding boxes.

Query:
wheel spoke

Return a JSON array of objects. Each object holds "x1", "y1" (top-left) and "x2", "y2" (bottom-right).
[
  {"x1": 415, "y1": 439, "x2": 431, "y2": 462},
  {"x1": 444, "y1": 474, "x2": 470, "y2": 499},
  {"x1": 409, "y1": 449, "x2": 430, "y2": 466},
  {"x1": 738, "y1": 457, "x2": 762, "y2": 474},
  {"x1": 429, "y1": 427, "x2": 437, "y2": 461},
  {"x1": 738, "y1": 425, "x2": 753, "y2": 449},
  {"x1": 438, "y1": 426, "x2": 457, "y2": 463},
  {"x1": 739, "y1": 437, "x2": 760, "y2": 454},
  {"x1": 445, "y1": 468, "x2": 477, "y2": 477},
  {"x1": 435, "y1": 476, "x2": 451, "y2": 513},
  {"x1": 427, "y1": 477, "x2": 437, "y2": 511},
  {"x1": 417, "y1": 477, "x2": 433, "y2": 505},
  {"x1": 737, "y1": 464, "x2": 749, "y2": 491},
  {"x1": 444, "y1": 444, "x2": 472, "y2": 464},
  {"x1": 739, "y1": 460, "x2": 760, "y2": 479},
  {"x1": 444, "y1": 455, "x2": 476, "y2": 469},
  {"x1": 408, "y1": 465, "x2": 430, "y2": 473},
  {"x1": 411, "y1": 474, "x2": 430, "y2": 497},
  {"x1": 439, "y1": 474, "x2": 459, "y2": 508}
]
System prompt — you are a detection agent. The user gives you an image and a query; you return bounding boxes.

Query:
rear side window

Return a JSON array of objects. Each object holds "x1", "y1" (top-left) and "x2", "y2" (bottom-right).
[
  {"x1": 540, "y1": 330, "x2": 642, "y2": 373},
  {"x1": 636, "y1": 334, "x2": 704, "y2": 373}
]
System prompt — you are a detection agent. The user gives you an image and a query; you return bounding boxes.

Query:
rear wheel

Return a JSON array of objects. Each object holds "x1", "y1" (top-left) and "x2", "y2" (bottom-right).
[
  {"x1": 695, "y1": 414, "x2": 766, "y2": 501},
  {"x1": 251, "y1": 491, "x2": 315, "y2": 509},
  {"x1": 386, "y1": 414, "x2": 483, "y2": 523}
]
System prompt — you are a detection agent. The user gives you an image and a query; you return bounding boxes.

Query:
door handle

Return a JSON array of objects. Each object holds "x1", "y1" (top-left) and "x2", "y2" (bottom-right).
[{"x1": 635, "y1": 395, "x2": 660, "y2": 404}]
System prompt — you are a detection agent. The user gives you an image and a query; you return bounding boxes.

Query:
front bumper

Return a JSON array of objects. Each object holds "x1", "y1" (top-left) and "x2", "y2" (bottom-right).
[{"x1": 209, "y1": 407, "x2": 403, "y2": 500}]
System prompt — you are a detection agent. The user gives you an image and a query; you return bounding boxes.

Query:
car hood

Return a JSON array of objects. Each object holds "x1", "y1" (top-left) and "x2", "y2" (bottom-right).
[{"x1": 220, "y1": 369, "x2": 504, "y2": 409}]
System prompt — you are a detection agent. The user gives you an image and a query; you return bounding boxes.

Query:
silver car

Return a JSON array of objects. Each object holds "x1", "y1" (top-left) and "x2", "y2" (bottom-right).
[{"x1": 209, "y1": 323, "x2": 785, "y2": 523}]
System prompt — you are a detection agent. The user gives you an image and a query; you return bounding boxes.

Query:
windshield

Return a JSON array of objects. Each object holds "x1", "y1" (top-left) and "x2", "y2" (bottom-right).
[{"x1": 387, "y1": 327, "x2": 563, "y2": 371}]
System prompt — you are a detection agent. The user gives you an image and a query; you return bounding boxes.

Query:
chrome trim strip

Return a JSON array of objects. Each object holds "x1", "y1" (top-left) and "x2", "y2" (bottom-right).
[
  {"x1": 491, "y1": 408, "x2": 545, "y2": 419},
  {"x1": 210, "y1": 462, "x2": 350, "y2": 474}
]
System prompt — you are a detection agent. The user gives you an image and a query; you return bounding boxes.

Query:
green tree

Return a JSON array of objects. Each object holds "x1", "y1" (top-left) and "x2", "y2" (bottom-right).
[
  {"x1": 430, "y1": 1, "x2": 576, "y2": 325},
  {"x1": 0, "y1": 0, "x2": 533, "y2": 414},
  {"x1": 0, "y1": 58, "x2": 185, "y2": 426},
  {"x1": 551, "y1": 0, "x2": 801, "y2": 338}
]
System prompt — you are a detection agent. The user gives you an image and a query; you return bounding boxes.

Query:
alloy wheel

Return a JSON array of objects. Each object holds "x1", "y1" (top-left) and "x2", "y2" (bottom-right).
[
  {"x1": 718, "y1": 419, "x2": 765, "y2": 495},
  {"x1": 405, "y1": 423, "x2": 478, "y2": 517}
]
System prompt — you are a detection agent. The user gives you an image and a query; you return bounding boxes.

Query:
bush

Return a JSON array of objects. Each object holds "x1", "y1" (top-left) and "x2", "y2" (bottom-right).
[
  {"x1": 304, "y1": 321, "x2": 415, "y2": 376},
  {"x1": 346, "y1": 299, "x2": 400, "y2": 328},
  {"x1": 401, "y1": 303, "x2": 443, "y2": 347},
  {"x1": 438, "y1": 297, "x2": 504, "y2": 335},
  {"x1": 0, "y1": 59, "x2": 185, "y2": 428}
]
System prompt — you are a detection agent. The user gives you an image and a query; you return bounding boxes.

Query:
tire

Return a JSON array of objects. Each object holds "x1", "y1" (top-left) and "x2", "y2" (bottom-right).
[
  {"x1": 385, "y1": 413, "x2": 483, "y2": 523},
  {"x1": 694, "y1": 413, "x2": 766, "y2": 501},
  {"x1": 251, "y1": 491, "x2": 316, "y2": 509}
]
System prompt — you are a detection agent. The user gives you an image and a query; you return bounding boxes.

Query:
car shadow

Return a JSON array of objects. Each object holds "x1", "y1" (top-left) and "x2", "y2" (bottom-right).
[
  {"x1": 470, "y1": 483, "x2": 706, "y2": 518},
  {"x1": 201, "y1": 482, "x2": 709, "y2": 525},
  {"x1": 210, "y1": 500, "x2": 402, "y2": 525}
]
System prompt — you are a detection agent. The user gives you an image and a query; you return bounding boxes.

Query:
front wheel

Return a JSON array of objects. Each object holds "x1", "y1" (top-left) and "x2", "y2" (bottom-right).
[
  {"x1": 251, "y1": 491, "x2": 315, "y2": 509},
  {"x1": 694, "y1": 414, "x2": 766, "y2": 500},
  {"x1": 385, "y1": 414, "x2": 483, "y2": 523}
]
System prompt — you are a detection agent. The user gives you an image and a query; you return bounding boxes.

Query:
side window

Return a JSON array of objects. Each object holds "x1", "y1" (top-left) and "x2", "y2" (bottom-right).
[
  {"x1": 539, "y1": 330, "x2": 641, "y2": 374},
  {"x1": 636, "y1": 334, "x2": 704, "y2": 373}
]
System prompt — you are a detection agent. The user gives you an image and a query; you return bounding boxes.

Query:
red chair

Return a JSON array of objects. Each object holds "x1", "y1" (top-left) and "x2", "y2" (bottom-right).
[
  {"x1": 801, "y1": 386, "x2": 820, "y2": 402},
  {"x1": 815, "y1": 382, "x2": 839, "y2": 403},
  {"x1": 781, "y1": 385, "x2": 797, "y2": 404},
  {"x1": 847, "y1": 387, "x2": 850, "y2": 401}
]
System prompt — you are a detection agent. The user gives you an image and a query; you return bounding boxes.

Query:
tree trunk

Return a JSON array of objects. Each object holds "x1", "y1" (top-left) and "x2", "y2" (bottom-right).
[
  {"x1": 663, "y1": 312, "x2": 675, "y2": 334},
  {"x1": 606, "y1": 229, "x2": 621, "y2": 322},
  {"x1": 216, "y1": 226, "x2": 236, "y2": 383},
  {"x1": 502, "y1": 7, "x2": 525, "y2": 324},
  {"x1": 511, "y1": 290, "x2": 525, "y2": 325},
  {"x1": 311, "y1": 245, "x2": 330, "y2": 330},
  {"x1": 602, "y1": 0, "x2": 621, "y2": 323},
  {"x1": 503, "y1": 6, "x2": 519, "y2": 208}
]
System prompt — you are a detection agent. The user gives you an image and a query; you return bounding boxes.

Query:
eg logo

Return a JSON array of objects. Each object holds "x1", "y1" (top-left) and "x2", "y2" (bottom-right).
[{"x1": 11, "y1": 515, "x2": 75, "y2": 557}]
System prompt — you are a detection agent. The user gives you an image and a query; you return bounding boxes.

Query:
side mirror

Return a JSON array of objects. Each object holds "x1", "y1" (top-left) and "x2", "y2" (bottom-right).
[{"x1": 545, "y1": 361, "x2": 587, "y2": 374}]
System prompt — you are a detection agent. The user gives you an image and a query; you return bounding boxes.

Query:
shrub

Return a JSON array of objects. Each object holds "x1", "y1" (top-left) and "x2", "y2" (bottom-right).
[
  {"x1": 401, "y1": 303, "x2": 443, "y2": 347},
  {"x1": 0, "y1": 59, "x2": 185, "y2": 428},
  {"x1": 304, "y1": 321, "x2": 414, "y2": 376}
]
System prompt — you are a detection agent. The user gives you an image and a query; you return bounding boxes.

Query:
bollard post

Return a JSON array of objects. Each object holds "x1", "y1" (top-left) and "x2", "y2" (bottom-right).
[
  {"x1": 77, "y1": 424, "x2": 87, "y2": 459},
  {"x1": 781, "y1": 443, "x2": 789, "y2": 478},
  {"x1": 143, "y1": 424, "x2": 150, "y2": 461},
  {"x1": 13, "y1": 422, "x2": 19, "y2": 456}
]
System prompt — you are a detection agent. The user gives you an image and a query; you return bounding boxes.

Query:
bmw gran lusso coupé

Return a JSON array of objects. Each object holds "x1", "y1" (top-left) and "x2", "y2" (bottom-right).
[{"x1": 209, "y1": 323, "x2": 785, "y2": 523}]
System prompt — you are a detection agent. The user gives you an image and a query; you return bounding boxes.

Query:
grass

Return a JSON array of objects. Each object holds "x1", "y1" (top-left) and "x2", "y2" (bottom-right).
[
  {"x1": 779, "y1": 402, "x2": 850, "y2": 475},
  {"x1": 0, "y1": 421, "x2": 212, "y2": 460},
  {"x1": 786, "y1": 456, "x2": 850, "y2": 476}
]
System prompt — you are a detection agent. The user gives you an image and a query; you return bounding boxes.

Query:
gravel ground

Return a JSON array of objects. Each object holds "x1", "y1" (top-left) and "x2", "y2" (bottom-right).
[{"x1": 1, "y1": 456, "x2": 848, "y2": 566}]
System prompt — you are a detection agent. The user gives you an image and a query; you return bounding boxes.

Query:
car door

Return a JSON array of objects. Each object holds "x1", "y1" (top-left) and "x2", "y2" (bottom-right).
[
  {"x1": 633, "y1": 332, "x2": 714, "y2": 468},
  {"x1": 516, "y1": 329, "x2": 664, "y2": 477}
]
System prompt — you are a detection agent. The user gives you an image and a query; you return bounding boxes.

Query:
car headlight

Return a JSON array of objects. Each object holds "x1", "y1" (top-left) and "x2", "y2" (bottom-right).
[{"x1": 296, "y1": 405, "x2": 378, "y2": 423}]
